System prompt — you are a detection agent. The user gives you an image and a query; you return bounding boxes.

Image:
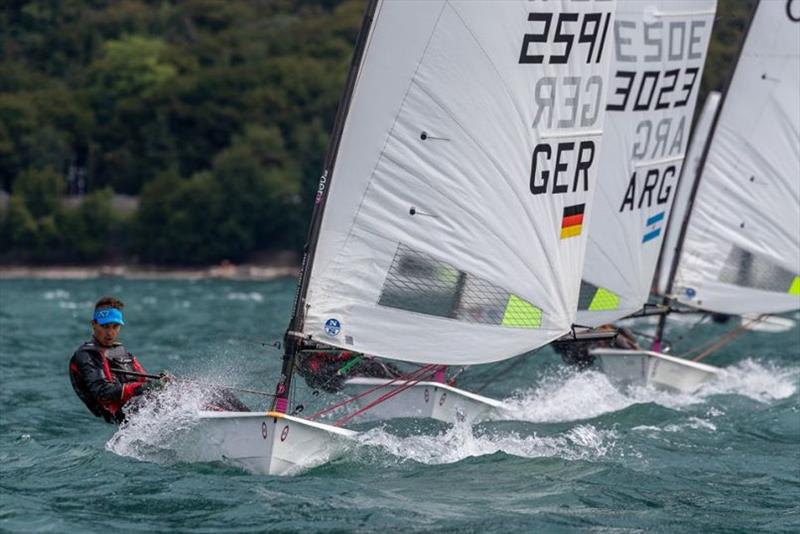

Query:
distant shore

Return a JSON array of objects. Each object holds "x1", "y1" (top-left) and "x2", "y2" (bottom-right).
[{"x1": 0, "y1": 263, "x2": 299, "y2": 281}]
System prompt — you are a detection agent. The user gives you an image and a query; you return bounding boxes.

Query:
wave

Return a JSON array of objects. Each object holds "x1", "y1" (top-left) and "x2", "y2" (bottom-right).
[
  {"x1": 43, "y1": 289, "x2": 70, "y2": 300},
  {"x1": 353, "y1": 419, "x2": 616, "y2": 466},
  {"x1": 700, "y1": 358, "x2": 798, "y2": 402},
  {"x1": 495, "y1": 358, "x2": 798, "y2": 424},
  {"x1": 105, "y1": 382, "x2": 209, "y2": 464},
  {"x1": 226, "y1": 292, "x2": 264, "y2": 302},
  {"x1": 104, "y1": 358, "x2": 797, "y2": 473}
]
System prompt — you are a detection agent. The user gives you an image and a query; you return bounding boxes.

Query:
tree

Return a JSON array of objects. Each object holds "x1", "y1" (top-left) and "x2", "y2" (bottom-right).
[
  {"x1": 5, "y1": 167, "x2": 64, "y2": 259},
  {"x1": 12, "y1": 166, "x2": 63, "y2": 219}
]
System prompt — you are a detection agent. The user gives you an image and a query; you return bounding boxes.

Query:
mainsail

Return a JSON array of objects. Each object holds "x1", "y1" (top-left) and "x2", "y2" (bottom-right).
[
  {"x1": 576, "y1": 0, "x2": 716, "y2": 327},
  {"x1": 656, "y1": 90, "x2": 721, "y2": 296},
  {"x1": 291, "y1": 0, "x2": 617, "y2": 366},
  {"x1": 668, "y1": 0, "x2": 800, "y2": 315}
]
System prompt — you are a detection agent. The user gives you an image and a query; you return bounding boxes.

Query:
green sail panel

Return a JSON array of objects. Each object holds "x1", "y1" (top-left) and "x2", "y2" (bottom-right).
[
  {"x1": 577, "y1": 280, "x2": 620, "y2": 311},
  {"x1": 502, "y1": 295, "x2": 542, "y2": 329}
]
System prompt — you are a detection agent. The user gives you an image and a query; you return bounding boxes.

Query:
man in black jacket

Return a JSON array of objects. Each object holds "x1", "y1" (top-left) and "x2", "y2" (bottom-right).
[{"x1": 69, "y1": 296, "x2": 166, "y2": 423}]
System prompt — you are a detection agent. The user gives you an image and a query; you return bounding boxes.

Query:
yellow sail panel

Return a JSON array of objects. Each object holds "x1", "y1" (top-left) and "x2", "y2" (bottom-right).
[
  {"x1": 502, "y1": 295, "x2": 542, "y2": 329},
  {"x1": 588, "y1": 287, "x2": 620, "y2": 311},
  {"x1": 789, "y1": 276, "x2": 800, "y2": 295}
]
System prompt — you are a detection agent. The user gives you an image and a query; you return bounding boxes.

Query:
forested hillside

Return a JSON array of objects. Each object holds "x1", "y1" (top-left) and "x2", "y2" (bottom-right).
[{"x1": 0, "y1": 0, "x2": 755, "y2": 265}]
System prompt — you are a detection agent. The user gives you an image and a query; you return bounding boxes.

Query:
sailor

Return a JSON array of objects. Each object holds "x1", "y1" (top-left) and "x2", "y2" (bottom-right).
[
  {"x1": 68, "y1": 296, "x2": 169, "y2": 423},
  {"x1": 297, "y1": 349, "x2": 403, "y2": 393},
  {"x1": 553, "y1": 325, "x2": 640, "y2": 369}
]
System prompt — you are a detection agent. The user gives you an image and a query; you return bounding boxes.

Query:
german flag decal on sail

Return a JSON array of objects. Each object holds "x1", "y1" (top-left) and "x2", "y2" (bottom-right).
[{"x1": 560, "y1": 204, "x2": 585, "y2": 239}]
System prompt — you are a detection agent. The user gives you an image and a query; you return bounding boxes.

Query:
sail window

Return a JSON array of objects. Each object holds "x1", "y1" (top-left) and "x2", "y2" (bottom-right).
[
  {"x1": 718, "y1": 246, "x2": 799, "y2": 294},
  {"x1": 379, "y1": 244, "x2": 542, "y2": 329},
  {"x1": 577, "y1": 280, "x2": 620, "y2": 311}
]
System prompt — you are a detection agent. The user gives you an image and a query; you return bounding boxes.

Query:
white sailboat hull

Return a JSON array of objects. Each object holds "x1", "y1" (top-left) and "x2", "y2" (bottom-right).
[
  {"x1": 740, "y1": 314, "x2": 796, "y2": 333},
  {"x1": 591, "y1": 348, "x2": 720, "y2": 394},
  {"x1": 341, "y1": 378, "x2": 508, "y2": 423},
  {"x1": 188, "y1": 411, "x2": 356, "y2": 476}
]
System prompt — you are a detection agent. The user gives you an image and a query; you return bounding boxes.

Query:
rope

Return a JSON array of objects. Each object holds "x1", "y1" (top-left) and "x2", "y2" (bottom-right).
[
  {"x1": 333, "y1": 365, "x2": 442, "y2": 427},
  {"x1": 667, "y1": 313, "x2": 710, "y2": 349},
  {"x1": 114, "y1": 369, "x2": 276, "y2": 397},
  {"x1": 307, "y1": 364, "x2": 437, "y2": 420},
  {"x1": 678, "y1": 315, "x2": 765, "y2": 362}
]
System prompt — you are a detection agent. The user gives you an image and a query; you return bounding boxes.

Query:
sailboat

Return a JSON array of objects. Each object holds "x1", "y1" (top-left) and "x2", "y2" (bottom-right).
[
  {"x1": 594, "y1": 0, "x2": 800, "y2": 392},
  {"x1": 571, "y1": 0, "x2": 716, "y2": 325},
  {"x1": 188, "y1": 0, "x2": 618, "y2": 475},
  {"x1": 545, "y1": 0, "x2": 718, "y2": 386}
]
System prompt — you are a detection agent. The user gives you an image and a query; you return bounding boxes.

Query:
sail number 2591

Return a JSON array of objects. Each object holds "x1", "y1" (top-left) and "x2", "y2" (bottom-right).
[{"x1": 518, "y1": 11, "x2": 612, "y2": 65}]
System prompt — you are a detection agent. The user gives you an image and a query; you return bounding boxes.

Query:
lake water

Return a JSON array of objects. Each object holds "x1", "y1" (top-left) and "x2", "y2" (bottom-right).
[{"x1": 1, "y1": 278, "x2": 798, "y2": 532}]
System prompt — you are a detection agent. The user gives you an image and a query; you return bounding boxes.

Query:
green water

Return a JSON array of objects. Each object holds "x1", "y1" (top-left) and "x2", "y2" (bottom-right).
[{"x1": 1, "y1": 278, "x2": 798, "y2": 532}]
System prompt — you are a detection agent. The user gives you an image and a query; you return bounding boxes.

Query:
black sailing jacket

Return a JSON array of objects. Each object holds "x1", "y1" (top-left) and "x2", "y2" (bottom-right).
[{"x1": 69, "y1": 339, "x2": 147, "y2": 424}]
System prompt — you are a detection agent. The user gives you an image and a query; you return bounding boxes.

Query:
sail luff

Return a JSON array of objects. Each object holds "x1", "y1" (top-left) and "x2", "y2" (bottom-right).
[
  {"x1": 274, "y1": 0, "x2": 380, "y2": 411},
  {"x1": 654, "y1": 91, "x2": 721, "y2": 297}
]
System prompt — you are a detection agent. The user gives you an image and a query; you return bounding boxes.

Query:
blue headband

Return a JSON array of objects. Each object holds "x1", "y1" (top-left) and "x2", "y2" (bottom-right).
[{"x1": 94, "y1": 307, "x2": 125, "y2": 325}]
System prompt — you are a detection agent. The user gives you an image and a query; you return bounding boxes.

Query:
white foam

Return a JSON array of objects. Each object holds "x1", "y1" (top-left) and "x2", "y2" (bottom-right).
[
  {"x1": 226, "y1": 292, "x2": 264, "y2": 302},
  {"x1": 698, "y1": 358, "x2": 798, "y2": 402},
  {"x1": 105, "y1": 382, "x2": 208, "y2": 464},
  {"x1": 497, "y1": 367, "x2": 703, "y2": 424},
  {"x1": 633, "y1": 416, "x2": 716, "y2": 435},
  {"x1": 665, "y1": 417, "x2": 717, "y2": 433},
  {"x1": 354, "y1": 419, "x2": 616, "y2": 466},
  {"x1": 43, "y1": 289, "x2": 70, "y2": 300},
  {"x1": 494, "y1": 358, "x2": 797, "y2": 425},
  {"x1": 498, "y1": 368, "x2": 633, "y2": 422}
]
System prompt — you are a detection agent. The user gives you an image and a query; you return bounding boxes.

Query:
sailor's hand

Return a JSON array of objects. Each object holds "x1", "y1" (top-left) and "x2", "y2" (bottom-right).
[{"x1": 158, "y1": 370, "x2": 174, "y2": 383}]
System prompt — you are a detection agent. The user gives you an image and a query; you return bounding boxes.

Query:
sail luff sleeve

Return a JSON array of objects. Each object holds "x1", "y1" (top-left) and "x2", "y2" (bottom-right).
[{"x1": 275, "y1": 0, "x2": 380, "y2": 409}]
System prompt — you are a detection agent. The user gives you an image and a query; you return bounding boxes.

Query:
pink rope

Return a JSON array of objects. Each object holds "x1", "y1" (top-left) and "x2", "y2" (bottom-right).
[
  {"x1": 274, "y1": 397, "x2": 289, "y2": 413},
  {"x1": 333, "y1": 365, "x2": 442, "y2": 427},
  {"x1": 308, "y1": 364, "x2": 437, "y2": 421}
]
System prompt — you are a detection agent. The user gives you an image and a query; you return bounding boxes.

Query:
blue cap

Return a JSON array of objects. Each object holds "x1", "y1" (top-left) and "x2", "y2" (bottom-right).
[{"x1": 94, "y1": 307, "x2": 125, "y2": 325}]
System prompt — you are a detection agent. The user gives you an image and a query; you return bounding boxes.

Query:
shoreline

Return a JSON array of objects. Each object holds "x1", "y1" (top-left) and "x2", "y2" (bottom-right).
[{"x1": 0, "y1": 264, "x2": 300, "y2": 281}]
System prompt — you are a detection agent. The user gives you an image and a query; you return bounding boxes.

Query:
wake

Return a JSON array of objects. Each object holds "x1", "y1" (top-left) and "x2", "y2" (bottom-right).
[
  {"x1": 354, "y1": 418, "x2": 616, "y2": 466},
  {"x1": 496, "y1": 358, "x2": 798, "y2": 424}
]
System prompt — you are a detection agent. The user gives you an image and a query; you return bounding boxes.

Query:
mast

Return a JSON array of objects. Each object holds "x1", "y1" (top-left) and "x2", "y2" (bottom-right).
[
  {"x1": 654, "y1": 0, "x2": 760, "y2": 346},
  {"x1": 273, "y1": 0, "x2": 380, "y2": 412}
]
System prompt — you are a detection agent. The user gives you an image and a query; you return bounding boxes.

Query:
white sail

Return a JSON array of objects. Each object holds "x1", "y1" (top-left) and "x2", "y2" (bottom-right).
[
  {"x1": 301, "y1": 0, "x2": 617, "y2": 364},
  {"x1": 656, "y1": 90, "x2": 721, "y2": 296},
  {"x1": 576, "y1": 0, "x2": 716, "y2": 327},
  {"x1": 671, "y1": 0, "x2": 800, "y2": 315}
]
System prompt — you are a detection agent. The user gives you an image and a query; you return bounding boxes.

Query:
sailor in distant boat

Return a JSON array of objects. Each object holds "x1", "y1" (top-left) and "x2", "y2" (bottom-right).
[
  {"x1": 68, "y1": 296, "x2": 169, "y2": 424},
  {"x1": 553, "y1": 325, "x2": 640, "y2": 369}
]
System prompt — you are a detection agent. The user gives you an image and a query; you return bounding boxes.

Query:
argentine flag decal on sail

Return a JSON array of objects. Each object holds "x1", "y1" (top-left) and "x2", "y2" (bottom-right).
[{"x1": 642, "y1": 211, "x2": 665, "y2": 243}]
